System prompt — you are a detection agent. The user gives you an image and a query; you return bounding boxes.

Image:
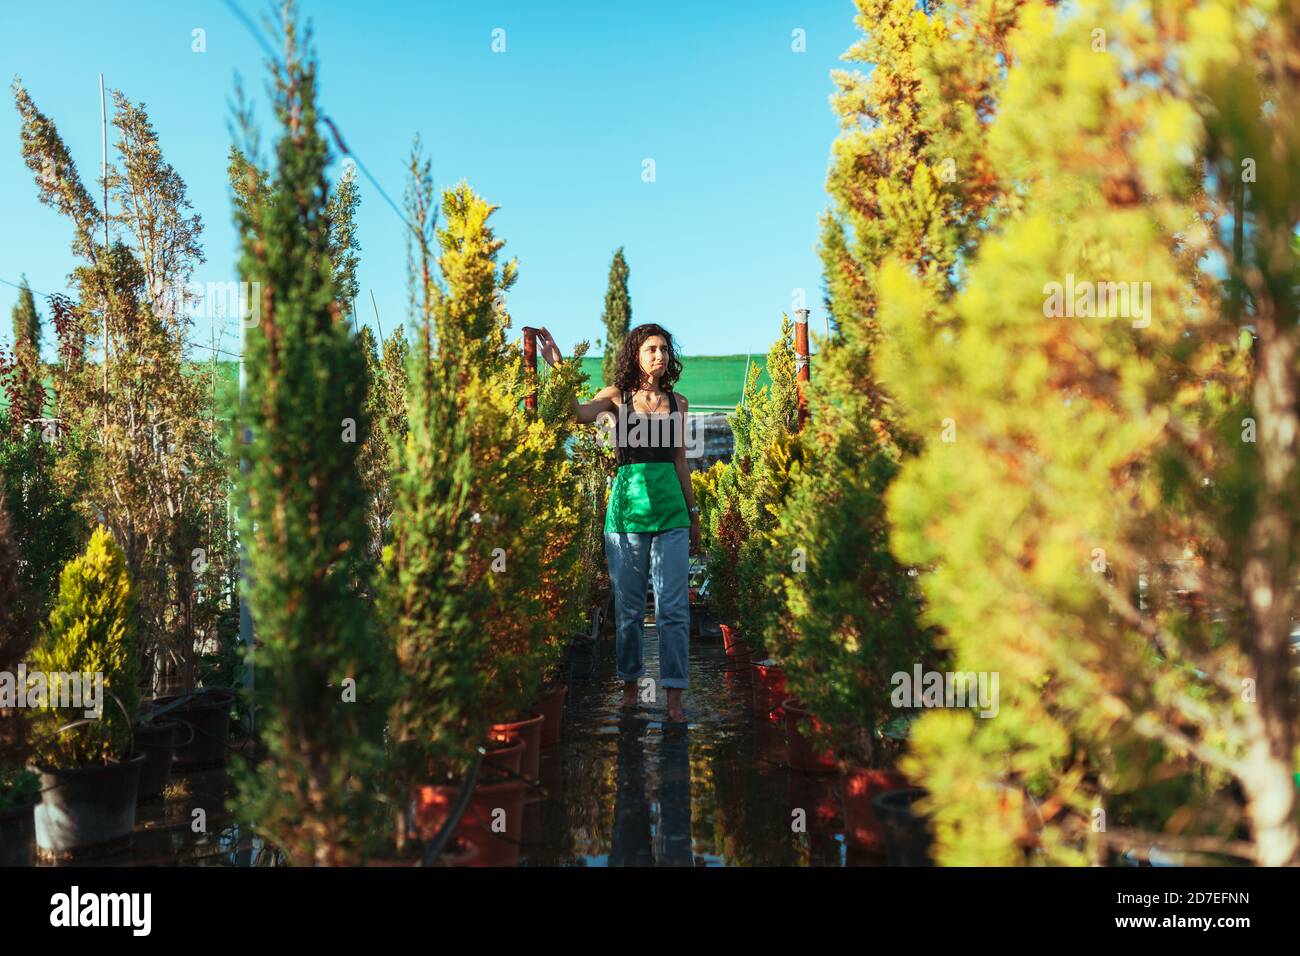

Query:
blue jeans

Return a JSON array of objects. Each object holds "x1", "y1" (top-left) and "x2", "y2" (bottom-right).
[{"x1": 604, "y1": 527, "x2": 690, "y2": 690}]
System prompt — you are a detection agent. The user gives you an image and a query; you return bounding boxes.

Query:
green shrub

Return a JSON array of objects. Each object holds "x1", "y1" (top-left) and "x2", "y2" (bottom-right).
[
  {"x1": 0, "y1": 768, "x2": 40, "y2": 812},
  {"x1": 28, "y1": 526, "x2": 140, "y2": 769}
]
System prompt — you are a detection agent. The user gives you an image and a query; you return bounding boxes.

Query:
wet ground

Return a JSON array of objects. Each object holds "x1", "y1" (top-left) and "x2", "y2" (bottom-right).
[
  {"x1": 35, "y1": 610, "x2": 881, "y2": 867},
  {"x1": 518, "y1": 615, "x2": 881, "y2": 867}
]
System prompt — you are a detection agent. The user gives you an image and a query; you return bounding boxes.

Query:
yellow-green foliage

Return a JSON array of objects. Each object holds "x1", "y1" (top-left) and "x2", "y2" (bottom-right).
[
  {"x1": 29, "y1": 526, "x2": 139, "y2": 769},
  {"x1": 386, "y1": 175, "x2": 590, "y2": 780},
  {"x1": 877, "y1": 0, "x2": 1298, "y2": 865},
  {"x1": 699, "y1": 317, "x2": 801, "y2": 657}
]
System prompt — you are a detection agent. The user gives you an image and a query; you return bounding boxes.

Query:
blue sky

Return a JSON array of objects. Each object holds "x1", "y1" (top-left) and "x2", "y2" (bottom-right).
[{"x1": 1, "y1": 0, "x2": 862, "y2": 359}]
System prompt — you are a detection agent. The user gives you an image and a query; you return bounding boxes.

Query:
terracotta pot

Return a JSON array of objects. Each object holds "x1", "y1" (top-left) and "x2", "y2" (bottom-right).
[
  {"x1": 783, "y1": 698, "x2": 837, "y2": 774},
  {"x1": 752, "y1": 661, "x2": 786, "y2": 719},
  {"x1": 841, "y1": 766, "x2": 908, "y2": 854},
  {"x1": 490, "y1": 713, "x2": 544, "y2": 783},
  {"x1": 414, "y1": 776, "x2": 530, "y2": 867},
  {"x1": 481, "y1": 735, "x2": 526, "y2": 780},
  {"x1": 534, "y1": 684, "x2": 567, "y2": 747}
]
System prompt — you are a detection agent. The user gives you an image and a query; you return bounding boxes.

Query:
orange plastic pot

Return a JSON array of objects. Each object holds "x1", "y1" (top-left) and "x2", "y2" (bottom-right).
[
  {"x1": 367, "y1": 839, "x2": 480, "y2": 868},
  {"x1": 720, "y1": 623, "x2": 739, "y2": 652},
  {"x1": 534, "y1": 683, "x2": 567, "y2": 747},
  {"x1": 783, "y1": 698, "x2": 837, "y2": 774},
  {"x1": 841, "y1": 766, "x2": 908, "y2": 853},
  {"x1": 490, "y1": 712, "x2": 545, "y2": 784},
  {"x1": 752, "y1": 661, "x2": 786, "y2": 719},
  {"x1": 724, "y1": 636, "x2": 753, "y2": 671},
  {"x1": 481, "y1": 735, "x2": 525, "y2": 780},
  {"x1": 414, "y1": 776, "x2": 530, "y2": 867}
]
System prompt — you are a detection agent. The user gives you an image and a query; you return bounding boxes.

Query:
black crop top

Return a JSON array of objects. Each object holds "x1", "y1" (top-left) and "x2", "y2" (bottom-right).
[{"x1": 615, "y1": 389, "x2": 683, "y2": 467}]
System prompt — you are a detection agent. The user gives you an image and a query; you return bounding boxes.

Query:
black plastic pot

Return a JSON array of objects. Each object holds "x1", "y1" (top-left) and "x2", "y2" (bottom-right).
[
  {"x1": 31, "y1": 752, "x2": 146, "y2": 860},
  {"x1": 567, "y1": 637, "x2": 598, "y2": 681},
  {"x1": 873, "y1": 787, "x2": 934, "y2": 866},
  {"x1": 133, "y1": 719, "x2": 184, "y2": 800},
  {"x1": 0, "y1": 796, "x2": 37, "y2": 867},
  {"x1": 154, "y1": 690, "x2": 235, "y2": 769}
]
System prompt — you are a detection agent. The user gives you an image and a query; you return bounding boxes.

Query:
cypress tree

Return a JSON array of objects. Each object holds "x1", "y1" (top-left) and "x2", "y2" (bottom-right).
[
  {"x1": 876, "y1": 0, "x2": 1300, "y2": 866},
  {"x1": 8, "y1": 277, "x2": 43, "y2": 420},
  {"x1": 600, "y1": 247, "x2": 631, "y2": 386},
  {"x1": 28, "y1": 526, "x2": 140, "y2": 769},
  {"x1": 231, "y1": 9, "x2": 388, "y2": 866}
]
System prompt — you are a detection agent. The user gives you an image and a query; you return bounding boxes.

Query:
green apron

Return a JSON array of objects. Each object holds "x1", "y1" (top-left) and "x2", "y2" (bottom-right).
[{"x1": 605, "y1": 461, "x2": 690, "y2": 533}]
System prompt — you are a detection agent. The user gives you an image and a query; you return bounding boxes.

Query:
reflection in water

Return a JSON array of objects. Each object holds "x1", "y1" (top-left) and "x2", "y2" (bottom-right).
[
  {"x1": 656, "y1": 727, "x2": 693, "y2": 866},
  {"x1": 37, "y1": 619, "x2": 866, "y2": 866},
  {"x1": 610, "y1": 714, "x2": 653, "y2": 865},
  {"x1": 519, "y1": 621, "x2": 854, "y2": 867}
]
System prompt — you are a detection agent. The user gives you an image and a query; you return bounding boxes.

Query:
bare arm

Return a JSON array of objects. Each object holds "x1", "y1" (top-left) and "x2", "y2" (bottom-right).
[
  {"x1": 577, "y1": 385, "x2": 619, "y2": 425},
  {"x1": 526, "y1": 326, "x2": 619, "y2": 424}
]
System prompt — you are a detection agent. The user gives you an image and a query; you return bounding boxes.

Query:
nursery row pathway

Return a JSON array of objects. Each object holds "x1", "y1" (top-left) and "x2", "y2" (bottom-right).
[
  {"x1": 517, "y1": 610, "x2": 878, "y2": 867},
  {"x1": 35, "y1": 613, "x2": 875, "y2": 867}
]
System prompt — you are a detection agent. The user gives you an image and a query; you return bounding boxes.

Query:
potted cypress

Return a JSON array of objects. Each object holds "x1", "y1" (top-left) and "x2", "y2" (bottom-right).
[
  {"x1": 762, "y1": 300, "x2": 939, "y2": 847},
  {"x1": 27, "y1": 527, "x2": 146, "y2": 859},
  {"x1": 229, "y1": 13, "x2": 391, "y2": 866},
  {"x1": 385, "y1": 168, "x2": 568, "y2": 864}
]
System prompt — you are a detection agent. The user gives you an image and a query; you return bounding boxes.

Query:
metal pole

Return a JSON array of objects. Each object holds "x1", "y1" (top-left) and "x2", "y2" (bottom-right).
[
  {"x1": 239, "y1": 307, "x2": 254, "y2": 729},
  {"x1": 523, "y1": 326, "x2": 538, "y2": 411},
  {"x1": 794, "y1": 308, "x2": 810, "y2": 431},
  {"x1": 99, "y1": 74, "x2": 109, "y2": 436}
]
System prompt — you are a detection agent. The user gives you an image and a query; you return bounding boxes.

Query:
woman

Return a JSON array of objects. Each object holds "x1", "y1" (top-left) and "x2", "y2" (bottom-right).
[{"x1": 532, "y1": 323, "x2": 699, "y2": 724}]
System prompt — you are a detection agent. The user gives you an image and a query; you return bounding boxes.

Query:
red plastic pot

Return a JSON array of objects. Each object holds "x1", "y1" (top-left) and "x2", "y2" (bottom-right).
[
  {"x1": 490, "y1": 712, "x2": 544, "y2": 784},
  {"x1": 367, "y1": 839, "x2": 480, "y2": 868},
  {"x1": 841, "y1": 766, "x2": 908, "y2": 854},
  {"x1": 724, "y1": 636, "x2": 752, "y2": 671},
  {"x1": 752, "y1": 660, "x2": 786, "y2": 719},
  {"x1": 783, "y1": 698, "x2": 837, "y2": 774},
  {"x1": 720, "y1": 623, "x2": 739, "y2": 651},
  {"x1": 481, "y1": 735, "x2": 525, "y2": 780},
  {"x1": 534, "y1": 683, "x2": 567, "y2": 747},
  {"x1": 414, "y1": 776, "x2": 530, "y2": 867}
]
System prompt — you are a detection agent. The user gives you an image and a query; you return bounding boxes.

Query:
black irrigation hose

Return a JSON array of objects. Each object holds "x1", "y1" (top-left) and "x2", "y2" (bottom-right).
[
  {"x1": 415, "y1": 734, "x2": 566, "y2": 863},
  {"x1": 420, "y1": 747, "x2": 483, "y2": 867},
  {"x1": 138, "y1": 687, "x2": 256, "y2": 762},
  {"x1": 26, "y1": 691, "x2": 137, "y2": 796},
  {"x1": 133, "y1": 716, "x2": 198, "y2": 750}
]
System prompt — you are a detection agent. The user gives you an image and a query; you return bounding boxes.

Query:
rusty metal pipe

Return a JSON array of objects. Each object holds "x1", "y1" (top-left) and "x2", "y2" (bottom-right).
[
  {"x1": 523, "y1": 327, "x2": 538, "y2": 411},
  {"x1": 794, "y1": 308, "x2": 810, "y2": 430}
]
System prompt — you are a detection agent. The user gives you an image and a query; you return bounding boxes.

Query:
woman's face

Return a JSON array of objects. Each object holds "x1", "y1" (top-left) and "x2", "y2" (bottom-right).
[{"x1": 638, "y1": 335, "x2": 670, "y2": 382}]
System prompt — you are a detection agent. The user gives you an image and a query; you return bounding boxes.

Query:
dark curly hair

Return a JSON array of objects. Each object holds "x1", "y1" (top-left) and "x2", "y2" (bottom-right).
[{"x1": 613, "y1": 323, "x2": 683, "y2": 395}]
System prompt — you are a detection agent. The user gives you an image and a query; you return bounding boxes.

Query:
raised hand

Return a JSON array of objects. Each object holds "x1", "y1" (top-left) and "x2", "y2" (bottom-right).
[{"x1": 526, "y1": 326, "x2": 563, "y2": 368}]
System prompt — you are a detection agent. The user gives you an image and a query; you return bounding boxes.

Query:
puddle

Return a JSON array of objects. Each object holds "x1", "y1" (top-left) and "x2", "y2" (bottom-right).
[{"x1": 519, "y1": 619, "x2": 869, "y2": 867}]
